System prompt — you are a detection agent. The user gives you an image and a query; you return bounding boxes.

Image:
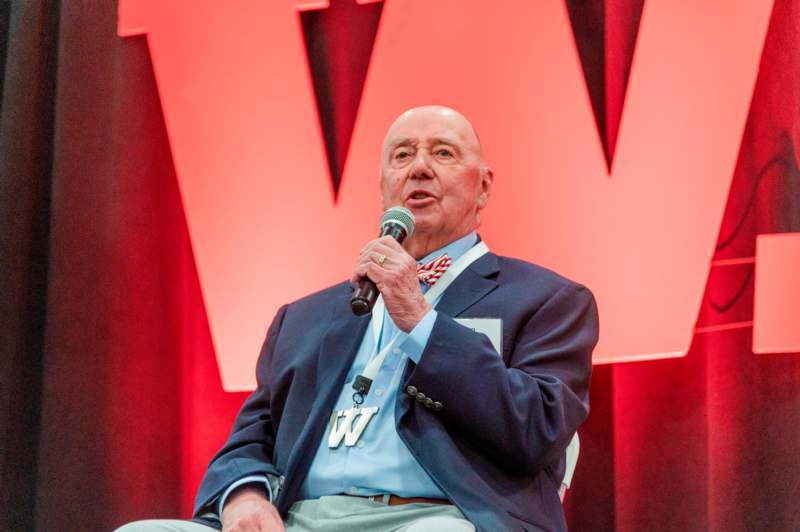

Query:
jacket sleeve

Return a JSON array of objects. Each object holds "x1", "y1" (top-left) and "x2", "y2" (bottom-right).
[
  {"x1": 403, "y1": 283, "x2": 598, "y2": 475},
  {"x1": 192, "y1": 304, "x2": 288, "y2": 518}
]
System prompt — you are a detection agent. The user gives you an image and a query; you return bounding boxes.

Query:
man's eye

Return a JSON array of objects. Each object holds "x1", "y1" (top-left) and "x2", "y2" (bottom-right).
[
  {"x1": 395, "y1": 151, "x2": 410, "y2": 160},
  {"x1": 436, "y1": 149, "x2": 453, "y2": 158}
]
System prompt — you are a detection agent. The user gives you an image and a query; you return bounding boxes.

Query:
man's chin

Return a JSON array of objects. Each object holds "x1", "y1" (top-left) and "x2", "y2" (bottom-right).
[
  {"x1": 406, "y1": 205, "x2": 438, "y2": 221},
  {"x1": 409, "y1": 218, "x2": 440, "y2": 237}
]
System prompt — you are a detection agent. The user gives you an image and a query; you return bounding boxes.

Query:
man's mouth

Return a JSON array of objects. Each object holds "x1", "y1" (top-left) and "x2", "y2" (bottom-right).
[{"x1": 406, "y1": 190, "x2": 436, "y2": 201}]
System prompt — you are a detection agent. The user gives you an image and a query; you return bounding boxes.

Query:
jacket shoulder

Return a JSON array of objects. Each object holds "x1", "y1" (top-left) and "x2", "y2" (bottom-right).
[
  {"x1": 495, "y1": 255, "x2": 594, "y2": 298},
  {"x1": 284, "y1": 280, "x2": 351, "y2": 314}
]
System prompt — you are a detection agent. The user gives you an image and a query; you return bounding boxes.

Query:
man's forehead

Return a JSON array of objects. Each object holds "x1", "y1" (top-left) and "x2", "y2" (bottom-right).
[
  {"x1": 383, "y1": 106, "x2": 480, "y2": 151},
  {"x1": 385, "y1": 133, "x2": 462, "y2": 149}
]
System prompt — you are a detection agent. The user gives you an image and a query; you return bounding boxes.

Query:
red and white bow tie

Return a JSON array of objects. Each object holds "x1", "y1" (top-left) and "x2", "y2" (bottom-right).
[{"x1": 417, "y1": 253, "x2": 452, "y2": 286}]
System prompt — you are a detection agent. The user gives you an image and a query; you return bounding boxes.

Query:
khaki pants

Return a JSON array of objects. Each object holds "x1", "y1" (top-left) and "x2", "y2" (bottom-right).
[{"x1": 116, "y1": 495, "x2": 475, "y2": 532}]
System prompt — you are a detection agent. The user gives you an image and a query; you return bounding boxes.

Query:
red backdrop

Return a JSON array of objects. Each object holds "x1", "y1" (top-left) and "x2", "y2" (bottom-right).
[{"x1": 1, "y1": 1, "x2": 798, "y2": 530}]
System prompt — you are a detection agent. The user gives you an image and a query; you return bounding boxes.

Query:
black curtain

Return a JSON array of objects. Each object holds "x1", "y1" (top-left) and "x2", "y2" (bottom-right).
[
  {"x1": 1, "y1": 2, "x2": 184, "y2": 530},
  {"x1": 1, "y1": 2, "x2": 59, "y2": 529}
]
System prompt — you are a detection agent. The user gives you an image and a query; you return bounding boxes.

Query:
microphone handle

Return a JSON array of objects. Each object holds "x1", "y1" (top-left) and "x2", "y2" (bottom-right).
[{"x1": 350, "y1": 224, "x2": 408, "y2": 315}]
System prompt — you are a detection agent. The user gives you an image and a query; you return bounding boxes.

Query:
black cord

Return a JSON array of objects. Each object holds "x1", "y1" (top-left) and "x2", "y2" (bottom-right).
[{"x1": 716, "y1": 134, "x2": 795, "y2": 251}]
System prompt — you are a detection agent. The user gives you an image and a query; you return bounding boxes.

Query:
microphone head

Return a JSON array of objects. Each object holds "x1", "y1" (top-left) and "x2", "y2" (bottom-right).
[{"x1": 380, "y1": 206, "x2": 416, "y2": 238}]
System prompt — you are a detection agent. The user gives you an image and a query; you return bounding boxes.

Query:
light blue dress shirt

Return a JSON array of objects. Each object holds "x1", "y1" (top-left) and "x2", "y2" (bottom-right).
[
  {"x1": 219, "y1": 232, "x2": 478, "y2": 512},
  {"x1": 299, "y1": 231, "x2": 478, "y2": 499}
]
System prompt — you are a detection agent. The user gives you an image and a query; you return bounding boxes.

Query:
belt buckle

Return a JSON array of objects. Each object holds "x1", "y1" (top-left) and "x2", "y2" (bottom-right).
[{"x1": 367, "y1": 494, "x2": 391, "y2": 505}]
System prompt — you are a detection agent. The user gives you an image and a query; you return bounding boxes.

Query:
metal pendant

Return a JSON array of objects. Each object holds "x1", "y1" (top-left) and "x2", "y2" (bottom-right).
[{"x1": 327, "y1": 406, "x2": 379, "y2": 448}]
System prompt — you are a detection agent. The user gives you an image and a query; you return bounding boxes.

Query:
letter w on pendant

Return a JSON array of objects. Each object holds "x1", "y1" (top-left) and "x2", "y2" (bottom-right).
[{"x1": 327, "y1": 406, "x2": 379, "y2": 448}]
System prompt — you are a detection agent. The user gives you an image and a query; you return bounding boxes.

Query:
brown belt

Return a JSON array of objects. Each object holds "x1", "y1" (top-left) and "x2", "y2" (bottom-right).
[{"x1": 345, "y1": 493, "x2": 451, "y2": 506}]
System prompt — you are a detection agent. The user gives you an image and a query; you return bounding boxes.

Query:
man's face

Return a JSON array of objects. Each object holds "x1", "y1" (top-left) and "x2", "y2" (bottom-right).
[{"x1": 380, "y1": 107, "x2": 492, "y2": 245}]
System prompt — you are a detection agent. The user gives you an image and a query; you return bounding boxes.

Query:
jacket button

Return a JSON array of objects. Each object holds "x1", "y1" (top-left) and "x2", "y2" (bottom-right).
[
  {"x1": 416, "y1": 393, "x2": 427, "y2": 403},
  {"x1": 433, "y1": 401, "x2": 444, "y2": 411},
  {"x1": 424, "y1": 397, "x2": 434, "y2": 408},
  {"x1": 406, "y1": 385, "x2": 418, "y2": 397}
]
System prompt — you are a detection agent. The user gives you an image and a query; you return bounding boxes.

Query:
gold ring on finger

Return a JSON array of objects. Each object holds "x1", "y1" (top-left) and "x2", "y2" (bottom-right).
[{"x1": 375, "y1": 253, "x2": 386, "y2": 265}]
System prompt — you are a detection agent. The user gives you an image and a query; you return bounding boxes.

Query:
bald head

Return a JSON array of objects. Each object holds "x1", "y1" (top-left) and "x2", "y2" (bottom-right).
[{"x1": 382, "y1": 105, "x2": 484, "y2": 164}]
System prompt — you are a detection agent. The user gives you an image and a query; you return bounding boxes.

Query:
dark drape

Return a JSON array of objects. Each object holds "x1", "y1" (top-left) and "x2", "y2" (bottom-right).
[
  {"x1": 2, "y1": 1, "x2": 186, "y2": 529},
  {"x1": 1, "y1": 1, "x2": 59, "y2": 529},
  {"x1": 1, "y1": 1, "x2": 798, "y2": 531}
]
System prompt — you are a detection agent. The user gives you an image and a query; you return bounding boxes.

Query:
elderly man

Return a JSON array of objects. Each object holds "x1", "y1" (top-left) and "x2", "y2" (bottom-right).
[{"x1": 119, "y1": 106, "x2": 598, "y2": 532}]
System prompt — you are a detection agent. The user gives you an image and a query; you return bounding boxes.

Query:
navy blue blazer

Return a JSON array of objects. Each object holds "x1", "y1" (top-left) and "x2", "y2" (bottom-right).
[{"x1": 194, "y1": 251, "x2": 598, "y2": 531}]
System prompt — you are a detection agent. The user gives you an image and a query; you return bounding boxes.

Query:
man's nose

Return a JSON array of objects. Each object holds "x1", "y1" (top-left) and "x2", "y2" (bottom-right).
[{"x1": 408, "y1": 150, "x2": 434, "y2": 179}]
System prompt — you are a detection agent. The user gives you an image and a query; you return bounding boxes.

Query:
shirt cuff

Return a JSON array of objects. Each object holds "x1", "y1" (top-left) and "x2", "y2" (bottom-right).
[
  {"x1": 397, "y1": 309, "x2": 437, "y2": 364},
  {"x1": 217, "y1": 475, "x2": 273, "y2": 517}
]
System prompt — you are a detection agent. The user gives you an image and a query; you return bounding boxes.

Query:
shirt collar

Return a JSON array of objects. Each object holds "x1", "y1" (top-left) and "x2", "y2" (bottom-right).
[{"x1": 416, "y1": 231, "x2": 478, "y2": 265}]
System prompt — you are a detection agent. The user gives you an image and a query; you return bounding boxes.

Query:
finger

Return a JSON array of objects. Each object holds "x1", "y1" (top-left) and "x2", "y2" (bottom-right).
[
  {"x1": 359, "y1": 237, "x2": 388, "y2": 256},
  {"x1": 361, "y1": 237, "x2": 404, "y2": 259},
  {"x1": 379, "y1": 235, "x2": 406, "y2": 252},
  {"x1": 362, "y1": 246, "x2": 399, "y2": 270},
  {"x1": 369, "y1": 243, "x2": 409, "y2": 268},
  {"x1": 353, "y1": 240, "x2": 411, "y2": 284},
  {"x1": 269, "y1": 512, "x2": 287, "y2": 532},
  {"x1": 374, "y1": 238, "x2": 411, "y2": 262},
  {"x1": 363, "y1": 262, "x2": 388, "y2": 286},
  {"x1": 375, "y1": 240, "x2": 415, "y2": 269},
  {"x1": 361, "y1": 240, "x2": 395, "y2": 257},
  {"x1": 351, "y1": 262, "x2": 369, "y2": 284},
  {"x1": 352, "y1": 252, "x2": 390, "y2": 282},
  {"x1": 352, "y1": 251, "x2": 387, "y2": 278}
]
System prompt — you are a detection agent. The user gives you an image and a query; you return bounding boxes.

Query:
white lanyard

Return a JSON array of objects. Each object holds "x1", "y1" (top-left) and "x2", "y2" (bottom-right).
[{"x1": 359, "y1": 241, "x2": 490, "y2": 383}]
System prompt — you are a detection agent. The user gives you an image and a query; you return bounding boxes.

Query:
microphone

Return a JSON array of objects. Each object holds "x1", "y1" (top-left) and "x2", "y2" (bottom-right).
[{"x1": 350, "y1": 206, "x2": 416, "y2": 315}]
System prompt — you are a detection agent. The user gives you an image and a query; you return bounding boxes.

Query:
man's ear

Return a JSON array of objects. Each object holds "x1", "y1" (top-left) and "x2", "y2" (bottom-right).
[{"x1": 477, "y1": 166, "x2": 494, "y2": 209}]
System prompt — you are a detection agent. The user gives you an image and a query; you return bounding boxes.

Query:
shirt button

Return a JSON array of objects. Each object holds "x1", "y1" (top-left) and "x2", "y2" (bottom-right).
[
  {"x1": 406, "y1": 386, "x2": 418, "y2": 396},
  {"x1": 350, "y1": 486, "x2": 358, "y2": 494},
  {"x1": 393, "y1": 347, "x2": 402, "y2": 355},
  {"x1": 433, "y1": 401, "x2": 444, "y2": 411},
  {"x1": 357, "y1": 441, "x2": 365, "y2": 448},
  {"x1": 416, "y1": 393, "x2": 427, "y2": 403},
  {"x1": 375, "y1": 388, "x2": 384, "y2": 397},
  {"x1": 424, "y1": 397, "x2": 434, "y2": 408}
]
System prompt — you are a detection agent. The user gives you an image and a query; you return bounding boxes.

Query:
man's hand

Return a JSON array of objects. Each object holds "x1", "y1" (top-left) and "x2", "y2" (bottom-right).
[
  {"x1": 351, "y1": 236, "x2": 431, "y2": 332},
  {"x1": 221, "y1": 485, "x2": 284, "y2": 532}
]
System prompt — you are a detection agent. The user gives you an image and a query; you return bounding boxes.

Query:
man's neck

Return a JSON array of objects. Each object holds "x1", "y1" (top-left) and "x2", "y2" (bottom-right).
[{"x1": 405, "y1": 230, "x2": 475, "y2": 260}]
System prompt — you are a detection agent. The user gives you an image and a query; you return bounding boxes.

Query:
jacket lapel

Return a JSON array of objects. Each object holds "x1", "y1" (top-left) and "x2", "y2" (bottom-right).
[
  {"x1": 395, "y1": 252, "x2": 501, "y2": 431},
  {"x1": 435, "y1": 251, "x2": 500, "y2": 317},
  {"x1": 315, "y1": 302, "x2": 372, "y2": 391},
  {"x1": 279, "y1": 286, "x2": 371, "y2": 507}
]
